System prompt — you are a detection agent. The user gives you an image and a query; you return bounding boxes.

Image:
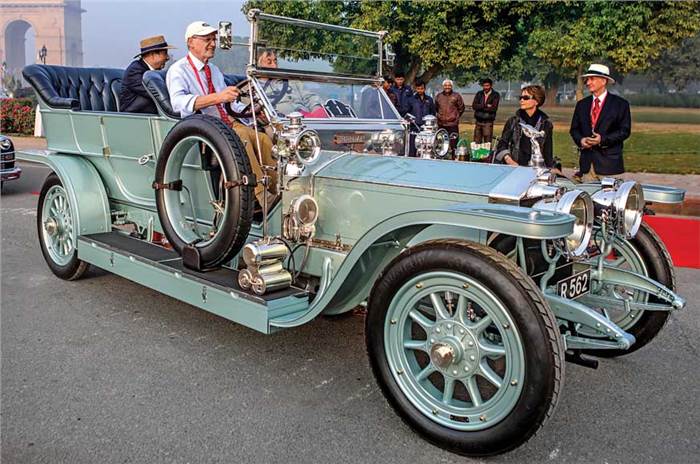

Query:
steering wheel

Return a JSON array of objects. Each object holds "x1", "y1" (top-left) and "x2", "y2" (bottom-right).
[{"x1": 223, "y1": 79, "x2": 269, "y2": 125}]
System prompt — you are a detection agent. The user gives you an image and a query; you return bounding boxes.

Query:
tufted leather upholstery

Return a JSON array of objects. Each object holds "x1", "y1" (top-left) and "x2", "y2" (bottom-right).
[
  {"x1": 23, "y1": 64, "x2": 124, "y2": 112},
  {"x1": 110, "y1": 79, "x2": 122, "y2": 112},
  {"x1": 142, "y1": 70, "x2": 248, "y2": 119},
  {"x1": 142, "y1": 70, "x2": 179, "y2": 119}
]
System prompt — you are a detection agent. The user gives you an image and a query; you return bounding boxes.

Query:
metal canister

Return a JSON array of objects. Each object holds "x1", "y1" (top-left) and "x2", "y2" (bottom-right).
[
  {"x1": 238, "y1": 268, "x2": 255, "y2": 290},
  {"x1": 242, "y1": 240, "x2": 288, "y2": 267},
  {"x1": 252, "y1": 270, "x2": 293, "y2": 295}
]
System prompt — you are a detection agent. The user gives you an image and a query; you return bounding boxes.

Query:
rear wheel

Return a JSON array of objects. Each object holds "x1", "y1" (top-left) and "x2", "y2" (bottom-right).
[
  {"x1": 37, "y1": 173, "x2": 89, "y2": 280},
  {"x1": 366, "y1": 240, "x2": 563, "y2": 456}
]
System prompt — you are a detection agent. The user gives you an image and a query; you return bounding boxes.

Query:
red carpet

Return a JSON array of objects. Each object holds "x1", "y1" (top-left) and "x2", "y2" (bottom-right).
[{"x1": 644, "y1": 216, "x2": 700, "y2": 269}]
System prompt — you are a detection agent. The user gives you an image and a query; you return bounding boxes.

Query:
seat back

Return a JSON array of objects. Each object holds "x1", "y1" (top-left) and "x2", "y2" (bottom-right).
[
  {"x1": 22, "y1": 64, "x2": 123, "y2": 112},
  {"x1": 142, "y1": 70, "x2": 179, "y2": 119},
  {"x1": 110, "y1": 79, "x2": 122, "y2": 112},
  {"x1": 142, "y1": 70, "x2": 248, "y2": 119}
]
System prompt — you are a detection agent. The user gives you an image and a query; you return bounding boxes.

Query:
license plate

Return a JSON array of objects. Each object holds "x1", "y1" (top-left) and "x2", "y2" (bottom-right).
[{"x1": 557, "y1": 270, "x2": 591, "y2": 299}]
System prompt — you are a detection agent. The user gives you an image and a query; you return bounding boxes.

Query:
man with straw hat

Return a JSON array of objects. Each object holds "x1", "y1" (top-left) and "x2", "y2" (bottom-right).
[
  {"x1": 119, "y1": 35, "x2": 175, "y2": 114},
  {"x1": 570, "y1": 63, "x2": 631, "y2": 180}
]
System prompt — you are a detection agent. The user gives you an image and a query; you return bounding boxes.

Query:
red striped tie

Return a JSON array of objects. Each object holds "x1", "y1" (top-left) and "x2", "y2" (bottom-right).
[
  {"x1": 203, "y1": 64, "x2": 231, "y2": 125},
  {"x1": 591, "y1": 97, "x2": 601, "y2": 128}
]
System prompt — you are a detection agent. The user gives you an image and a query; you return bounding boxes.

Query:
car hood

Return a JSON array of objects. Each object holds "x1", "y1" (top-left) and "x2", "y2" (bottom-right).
[{"x1": 312, "y1": 152, "x2": 537, "y2": 200}]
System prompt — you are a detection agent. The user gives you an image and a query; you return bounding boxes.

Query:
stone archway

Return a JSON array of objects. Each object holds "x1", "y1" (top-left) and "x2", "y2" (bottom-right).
[
  {"x1": 0, "y1": 0, "x2": 84, "y2": 75},
  {"x1": 4, "y1": 19, "x2": 34, "y2": 73}
]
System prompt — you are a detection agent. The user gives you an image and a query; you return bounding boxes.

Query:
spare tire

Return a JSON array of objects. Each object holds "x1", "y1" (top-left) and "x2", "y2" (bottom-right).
[{"x1": 154, "y1": 114, "x2": 254, "y2": 269}]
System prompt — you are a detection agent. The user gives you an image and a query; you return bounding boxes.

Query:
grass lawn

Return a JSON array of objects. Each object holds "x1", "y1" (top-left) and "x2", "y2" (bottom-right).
[{"x1": 459, "y1": 105, "x2": 700, "y2": 174}]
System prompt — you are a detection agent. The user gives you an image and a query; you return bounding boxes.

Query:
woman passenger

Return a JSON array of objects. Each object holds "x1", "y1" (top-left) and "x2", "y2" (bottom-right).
[{"x1": 494, "y1": 85, "x2": 554, "y2": 168}]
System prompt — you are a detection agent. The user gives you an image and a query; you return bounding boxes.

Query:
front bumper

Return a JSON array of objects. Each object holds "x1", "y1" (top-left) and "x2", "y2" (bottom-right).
[{"x1": 1, "y1": 166, "x2": 22, "y2": 182}]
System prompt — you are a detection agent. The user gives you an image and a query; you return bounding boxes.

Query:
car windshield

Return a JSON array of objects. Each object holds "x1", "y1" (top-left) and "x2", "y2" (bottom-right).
[
  {"x1": 254, "y1": 16, "x2": 381, "y2": 78},
  {"x1": 257, "y1": 78, "x2": 399, "y2": 120}
]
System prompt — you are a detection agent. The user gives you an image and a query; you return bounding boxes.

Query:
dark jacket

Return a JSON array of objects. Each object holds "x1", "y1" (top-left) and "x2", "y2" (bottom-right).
[
  {"x1": 471, "y1": 89, "x2": 500, "y2": 122},
  {"x1": 435, "y1": 91, "x2": 465, "y2": 127},
  {"x1": 407, "y1": 93, "x2": 436, "y2": 127},
  {"x1": 391, "y1": 84, "x2": 413, "y2": 116},
  {"x1": 570, "y1": 92, "x2": 631, "y2": 175},
  {"x1": 496, "y1": 109, "x2": 554, "y2": 167},
  {"x1": 119, "y1": 59, "x2": 158, "y2": 114}
]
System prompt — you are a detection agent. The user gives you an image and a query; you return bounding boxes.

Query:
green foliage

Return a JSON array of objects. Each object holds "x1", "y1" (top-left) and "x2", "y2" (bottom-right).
[
  {"x1": 647, "y1": 33, "x2": 700, "y2": 92},
  {"x1": 528, "y1": 1, "x2": 700, "y2": 96},
  {"x1": 1, "y1": 98, "x2": 35, "y2": 135},
  {"x1": 245, "y1": 0, "x2": 534, "y2": 84}
]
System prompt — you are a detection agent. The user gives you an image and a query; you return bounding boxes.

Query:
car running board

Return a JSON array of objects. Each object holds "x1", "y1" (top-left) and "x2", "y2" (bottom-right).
[{"x1": 77, "y1": 232, "x2": 309, "y2": 334}]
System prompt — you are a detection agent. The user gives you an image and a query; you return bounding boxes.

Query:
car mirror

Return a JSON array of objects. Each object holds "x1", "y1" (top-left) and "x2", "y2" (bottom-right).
[{"x1": 218, "y1": 21, "x2": 233, "y2": 50}]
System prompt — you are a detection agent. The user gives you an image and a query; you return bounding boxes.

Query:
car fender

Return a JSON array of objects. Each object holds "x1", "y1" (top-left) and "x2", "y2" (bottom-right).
[
  {"x1": 17, "y1": 150, "x2": 111, "y2": 236},
  {"x1": 271, "y1": 203, "x2": 574, "y2": 327}
]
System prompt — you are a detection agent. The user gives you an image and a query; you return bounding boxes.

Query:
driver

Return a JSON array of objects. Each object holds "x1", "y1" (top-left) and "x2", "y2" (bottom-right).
[
  {"x1": 167, "y1": 21, "x2": 276, "y2": 204},
  {"x1": 257, "y1": 49, "x2": 324, "y2": 117}
]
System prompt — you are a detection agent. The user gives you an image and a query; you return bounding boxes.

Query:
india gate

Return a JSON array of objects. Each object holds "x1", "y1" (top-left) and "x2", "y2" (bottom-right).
[{"x1": 1, "y1": 0, "x2": 84, "y2": 75}]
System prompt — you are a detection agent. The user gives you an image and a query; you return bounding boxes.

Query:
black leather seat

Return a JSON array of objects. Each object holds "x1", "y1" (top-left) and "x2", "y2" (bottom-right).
[
  {"x1": 142, "y1": 70, "x2": 179, "y2": 119},
  {"x1": 23, "y1": 64, "x2": 123, "y2": 112},
  {"x1": 142, "y1": 69, "x2": 247, "y2": 119}
]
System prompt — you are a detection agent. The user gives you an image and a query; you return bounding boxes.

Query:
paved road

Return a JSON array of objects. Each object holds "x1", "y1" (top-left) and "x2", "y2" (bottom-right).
[{"x1": 2, "y1": 162, "x2": 699, "y2": 463}]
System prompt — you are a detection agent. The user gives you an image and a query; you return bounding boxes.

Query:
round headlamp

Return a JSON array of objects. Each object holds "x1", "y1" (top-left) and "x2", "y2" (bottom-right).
[
  {"x1": 535, "y1": 190, "x2": 593, "y2": 257},
  {"x1": 291, "y1": 194, "x2": 319, "y2": 226},
  {"x1": 591, "y1": 180, "x2": 644, "y2": 238},
  {"x1": 0, "y1": 137, "x2": 12, "y2": 150},
  {"x1": 433, "y1": 128, "x2": 450, "y2": 159},
  {"x1": 294, "y1": 129, "x2": 321, "y2": 165}
]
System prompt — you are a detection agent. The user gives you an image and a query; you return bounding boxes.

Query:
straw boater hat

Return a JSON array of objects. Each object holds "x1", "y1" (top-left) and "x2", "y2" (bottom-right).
[
  {"x1": 134, "y1": 35, "x2": 176, "y2": 59},
  {"x1": 581, "y1": 64, "x2": 615, "y2": 84}
]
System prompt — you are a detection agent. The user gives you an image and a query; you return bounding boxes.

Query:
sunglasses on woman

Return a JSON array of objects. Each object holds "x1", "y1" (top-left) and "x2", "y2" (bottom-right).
[{"x1": 519, "y1": 95, "x2": 535, "y2": 101}]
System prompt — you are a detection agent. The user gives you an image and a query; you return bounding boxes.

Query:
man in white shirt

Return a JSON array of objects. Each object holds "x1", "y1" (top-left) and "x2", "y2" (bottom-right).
[{"x1": 167, "y1": 21, "x2": 275, "y2": 204}]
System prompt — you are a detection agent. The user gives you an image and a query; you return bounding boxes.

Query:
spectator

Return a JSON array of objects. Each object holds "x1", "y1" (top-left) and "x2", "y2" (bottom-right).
[
  {"x1": 435, "y1": 79, "x2": 465, "y2": 153},
  {"x1": 495, "y1": 85, "x2": 555, "y2": 168},
  {"x1": 119, "y1": 35, "x2": 175, "y2": 114},
  {"x1": 570, "y1": 64, "x2": 630, "y2": 180},
  {"x1": 382, "y1": 75, "x2": 399, "y2": 110},
  {"x1": 359, "y1": 76, "x2": 398, "y2": 119},
  {"x1": 407, "y1": 80, "x2": 436, "y2": 157},
  {"x1": 471, "y1": 78, "x2": 500, "y2": 143},
  {"x1": 391, "y1": 70, "x2": 413, "y2": 117}
]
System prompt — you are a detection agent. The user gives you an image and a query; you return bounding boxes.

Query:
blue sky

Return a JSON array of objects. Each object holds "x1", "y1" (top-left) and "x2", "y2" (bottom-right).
[{"x1": 81, "y1": 0, "x2": 249, "y2": 67}]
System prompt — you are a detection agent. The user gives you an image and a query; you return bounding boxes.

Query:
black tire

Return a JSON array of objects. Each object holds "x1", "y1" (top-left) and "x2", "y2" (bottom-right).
[
  {"x1": 37, "y1": 173, "x2": 89, "y2": 280},
  {"x1": 587, "y1": 221, "x2": 675, "y2": 358},
  {"x1": 154, "y1": 115, "x2": 254, "y2": 269},
  {"x1": 366, "y1": 240, "x2": 564, "y2": 456}
]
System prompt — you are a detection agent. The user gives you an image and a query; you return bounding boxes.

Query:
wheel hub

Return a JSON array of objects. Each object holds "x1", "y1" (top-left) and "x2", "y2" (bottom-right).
[
  {"x1": 428, "y1": 321, "x2": 480, "y2": 377},
  {"x1": 44, "y1": 217, "x2": 60, "y2": 236}
]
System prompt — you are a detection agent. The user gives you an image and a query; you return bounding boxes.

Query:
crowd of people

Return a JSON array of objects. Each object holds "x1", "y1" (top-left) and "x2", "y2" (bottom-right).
[
  {"x1": 118, "y1": 26, "x2": 631, "y2": 183},
  {"x1": 380, "y1": 65, "x2": 630, "y2": 179}
]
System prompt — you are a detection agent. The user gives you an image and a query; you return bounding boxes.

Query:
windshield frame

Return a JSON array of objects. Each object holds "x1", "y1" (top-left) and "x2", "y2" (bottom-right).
[
  {"x1": 246, "y1": 9, "x2": 386, "y2": 83},
  {"x1": 247, "y1": 75, "x2": 403, "y2": 123}
]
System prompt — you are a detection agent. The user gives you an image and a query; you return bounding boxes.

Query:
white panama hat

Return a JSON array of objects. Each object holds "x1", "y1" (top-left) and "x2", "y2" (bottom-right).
[
  {"x1": 581, "y1": 64, "x2": 615, "y2": 84},
  {"x1": 185, "y1": 21, "x2": 217, "y2": 41}
]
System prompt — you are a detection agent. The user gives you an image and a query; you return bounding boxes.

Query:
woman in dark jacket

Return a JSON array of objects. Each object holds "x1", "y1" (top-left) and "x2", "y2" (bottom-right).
[{"x1": 494, "y1": 85, "x2": 554, "y2": 168}]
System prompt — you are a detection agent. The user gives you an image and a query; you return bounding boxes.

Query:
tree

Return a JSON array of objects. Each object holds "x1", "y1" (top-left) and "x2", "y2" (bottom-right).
[
  {"x1": 244, "y1": 0, "x2": 534, "y2": 85},
  {"x1": 528, "y1": 1, "x2": 700, "y2": 101},
  {"x1": 647, "y1": 33, "x2": 700, "y2": 92}
]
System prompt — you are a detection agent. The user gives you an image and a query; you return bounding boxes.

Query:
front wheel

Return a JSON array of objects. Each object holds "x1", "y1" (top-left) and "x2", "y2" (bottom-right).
[
  {"x1": 366, "y1": 240, "x2": 564, "y2": 456},
  {"x1": 37, "y1": 173, "x2": 89, "y2": 280}
]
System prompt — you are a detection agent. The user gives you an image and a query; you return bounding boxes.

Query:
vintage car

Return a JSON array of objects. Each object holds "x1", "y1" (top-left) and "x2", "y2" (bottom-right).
[
  {"x1": 17, "y1": 10, "x2": 688, "y2": 457},
  {"x1": 1, "y1": 134, "x2": 22, "y2": 188}
]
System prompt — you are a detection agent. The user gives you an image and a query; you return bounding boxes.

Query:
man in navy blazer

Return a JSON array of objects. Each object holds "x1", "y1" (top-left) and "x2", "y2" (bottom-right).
[
  {"x1": 119, "y1": 35, "x2": 175, "y2": 114},
  {"x1": 570, "y1": 64, "x2": 631, "y2": 179}
]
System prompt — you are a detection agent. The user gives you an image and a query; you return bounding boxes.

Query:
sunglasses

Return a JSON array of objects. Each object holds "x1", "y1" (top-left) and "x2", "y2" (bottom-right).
[{"x1": 519, "y1": 95, "x2": 535, "y2": 101}]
